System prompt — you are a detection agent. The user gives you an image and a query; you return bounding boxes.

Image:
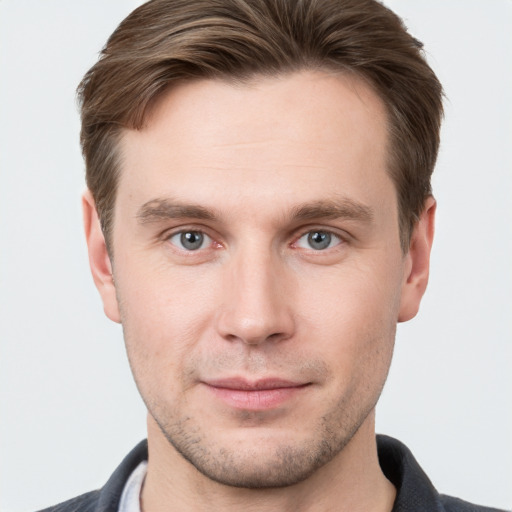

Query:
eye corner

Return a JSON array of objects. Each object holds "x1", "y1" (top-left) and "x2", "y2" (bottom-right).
[
  {"x1": 293, "y1": 229, "x2": 345, "y2": 252},
  {"x1": 167, "y1": 229, "x2": 214, "y2": 252}
]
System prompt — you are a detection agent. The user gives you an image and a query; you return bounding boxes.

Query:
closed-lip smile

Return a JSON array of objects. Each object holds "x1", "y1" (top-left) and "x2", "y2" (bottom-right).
[{"x1": 202, "y1": 377, "x2": 311, "y2": 410}]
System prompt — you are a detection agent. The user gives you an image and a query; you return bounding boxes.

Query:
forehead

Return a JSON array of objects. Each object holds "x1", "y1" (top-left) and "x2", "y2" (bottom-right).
[
  {"x1": 118, "y1": 70, "x2": 393, "y2": 219},
  {"x1": 137, "y1": 70, "x2": 388, "y2": 155}
]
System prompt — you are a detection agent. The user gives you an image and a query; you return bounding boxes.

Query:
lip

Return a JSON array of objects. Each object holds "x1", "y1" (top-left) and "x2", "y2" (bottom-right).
[{"x1": 202, "y1": 378, "x2": 311, "y2": 410}]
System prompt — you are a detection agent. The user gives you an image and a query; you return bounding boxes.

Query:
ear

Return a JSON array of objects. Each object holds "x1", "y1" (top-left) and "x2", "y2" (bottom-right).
[
  {"x1": 82, "y1": 190, "x2": 121, "y2": 323},
  {"x1": 398, "y1": 197, "x2": 436, "y2": 322}
]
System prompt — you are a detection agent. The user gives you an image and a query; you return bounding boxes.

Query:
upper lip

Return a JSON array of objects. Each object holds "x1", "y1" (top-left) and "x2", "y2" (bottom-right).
[{"x1": 203, "y1": 378, "x2": 309, "y2": 391}]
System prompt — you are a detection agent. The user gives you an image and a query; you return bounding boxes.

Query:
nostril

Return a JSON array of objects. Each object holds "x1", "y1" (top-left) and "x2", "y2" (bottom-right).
[{"x1": 214, "y1": 279, "x2": 295, "y2": 346}]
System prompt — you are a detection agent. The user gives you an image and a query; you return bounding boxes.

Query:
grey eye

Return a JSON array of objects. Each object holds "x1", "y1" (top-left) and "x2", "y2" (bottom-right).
[
  {"x1": 308, "y1": 231, "x2": 331, "y2": 250},
  {"x1": 169, "y1": 231, "x2": 210, "y2": 251},
  {"x1": 296, "y1": 230, "x2": 341, "y2": 251}
]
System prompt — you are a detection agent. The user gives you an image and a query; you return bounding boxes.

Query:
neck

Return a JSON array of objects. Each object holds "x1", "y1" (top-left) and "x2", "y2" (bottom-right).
[{"x1": 141, "y1": 412, "x2": 396, "y2": 512}]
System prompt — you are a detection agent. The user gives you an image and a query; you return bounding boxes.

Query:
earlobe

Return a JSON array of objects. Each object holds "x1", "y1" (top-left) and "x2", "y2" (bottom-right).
[
  {"x1": 398, "y1": 197, "x2": 436, "y2": 323},
  {"x1": 82, "y1": 190, "x2": 121, "y2": 323}
]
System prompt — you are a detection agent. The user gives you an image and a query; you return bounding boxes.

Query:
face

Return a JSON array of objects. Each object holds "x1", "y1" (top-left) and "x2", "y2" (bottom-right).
[{"x1": 85, "y1": 70, "x2": 432, "y2": 488}]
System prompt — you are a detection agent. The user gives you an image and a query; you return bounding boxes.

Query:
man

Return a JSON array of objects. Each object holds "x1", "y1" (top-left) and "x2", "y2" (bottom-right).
[{"x1": 33, "y1": 0, "x2": 506, "y2": 511}]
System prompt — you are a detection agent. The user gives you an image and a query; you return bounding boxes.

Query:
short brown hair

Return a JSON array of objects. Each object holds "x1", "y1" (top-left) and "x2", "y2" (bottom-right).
[{"x1": 78, "y1": 0, "x2": 443, "y2": 252}]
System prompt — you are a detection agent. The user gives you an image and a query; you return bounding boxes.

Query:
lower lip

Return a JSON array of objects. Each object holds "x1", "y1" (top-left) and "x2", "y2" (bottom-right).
[{"x1": 204, "y1": 384, "x2": 309, "y2": 410}]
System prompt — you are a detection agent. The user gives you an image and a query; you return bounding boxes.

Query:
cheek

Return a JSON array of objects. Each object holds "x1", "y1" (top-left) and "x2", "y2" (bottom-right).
[
  {"x1": 114, "y1": 259, "x2": 220, "y2": 391},
  {"x1": 299, "y1": 253, "x2": 402, "y2": 321},
  {"x1": 117, "y1": 249, "x2": 218, "y2": 331},
  {"x1": 296, "y1": 257, "x2": 402, "y2": 372}
]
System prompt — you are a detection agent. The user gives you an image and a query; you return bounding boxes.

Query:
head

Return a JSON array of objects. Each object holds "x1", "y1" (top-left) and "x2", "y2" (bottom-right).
[
  {"x1": 81, "y1": 0, "x2": 442, "y2": 490},
  {"x1": 79, "y1": 0, "x2": 442, "y2": 254}
]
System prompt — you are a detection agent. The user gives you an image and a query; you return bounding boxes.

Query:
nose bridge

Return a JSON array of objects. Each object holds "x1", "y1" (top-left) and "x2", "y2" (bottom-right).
[{"x1": 216, "y1": 239, "x2": 294, "y2": 345}]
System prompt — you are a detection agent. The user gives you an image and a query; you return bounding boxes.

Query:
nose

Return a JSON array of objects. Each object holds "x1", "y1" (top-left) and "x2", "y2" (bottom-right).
[{"x1": 215, "y1": 248, "x2": 295, "y2": 346}]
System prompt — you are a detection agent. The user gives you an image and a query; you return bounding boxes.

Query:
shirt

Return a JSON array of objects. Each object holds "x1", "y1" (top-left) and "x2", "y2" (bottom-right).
[{"x1": 38, "y1": 435, "x2": 508, "y2": 512}]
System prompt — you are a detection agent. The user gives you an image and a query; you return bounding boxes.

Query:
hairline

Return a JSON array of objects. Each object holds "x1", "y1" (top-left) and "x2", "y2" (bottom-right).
[{"x1": 99, "y1": 67, "x2": 419, "y2": 256}]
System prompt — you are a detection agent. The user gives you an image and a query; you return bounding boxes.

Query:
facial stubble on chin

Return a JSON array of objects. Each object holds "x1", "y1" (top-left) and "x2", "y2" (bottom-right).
[
  {"x1": 120, "y1": 305, "x2": 396, "y2": 489},
  {"x1": 153, "y1": 405, "x2": 373, "y2": 489},
  {"x1": 146, "y1": 362, "x2": 387, "y2": 490}
]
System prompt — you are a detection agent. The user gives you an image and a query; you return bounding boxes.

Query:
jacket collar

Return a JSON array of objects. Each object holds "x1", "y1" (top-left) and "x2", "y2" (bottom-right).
[{"x1": 97, "y1": 436, "x2": 444, "y2": 512}]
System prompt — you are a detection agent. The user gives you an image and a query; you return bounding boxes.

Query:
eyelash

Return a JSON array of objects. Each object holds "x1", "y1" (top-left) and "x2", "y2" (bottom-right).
[
  {"x1": 167, "y1": 230, "x2": 213, "y2": 251},
  {"x1": 163, "y1": 226, "x2": 220, "y2": 253},
  {"x1": 292, "y1": 229, "x2": 344, "y2": 251},
  {"x1": 163, "y1": 226, "x2": 347, "y2": 254}
]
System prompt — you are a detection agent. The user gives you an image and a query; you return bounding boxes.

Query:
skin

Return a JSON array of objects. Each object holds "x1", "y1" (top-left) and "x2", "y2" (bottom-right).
[{"x1": 84, "y1": 70, "x2": 435, "y2": 512}]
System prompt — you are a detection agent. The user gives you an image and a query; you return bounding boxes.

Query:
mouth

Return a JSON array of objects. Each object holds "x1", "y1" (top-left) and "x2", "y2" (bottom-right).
[{"x1": 201, "y1": 378, "x2": 312, "y2": 410}]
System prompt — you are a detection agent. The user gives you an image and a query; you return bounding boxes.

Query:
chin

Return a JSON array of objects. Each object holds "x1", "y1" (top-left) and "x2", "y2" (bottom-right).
[
  {"x1": 176, "y1": 440, "x2": 334, "y2": 488},
  {"x1": 156, "y1": 413, "x2": 362, "y2": 489}
]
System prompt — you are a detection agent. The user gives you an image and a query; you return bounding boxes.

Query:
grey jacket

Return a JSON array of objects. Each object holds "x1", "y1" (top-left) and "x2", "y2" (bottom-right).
[{"x1": 38, "y1": 435, "x2": 507, "y2": 512}]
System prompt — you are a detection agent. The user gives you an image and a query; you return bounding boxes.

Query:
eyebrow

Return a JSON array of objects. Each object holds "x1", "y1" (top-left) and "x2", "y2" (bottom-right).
[
  {"x1": 136, "y1": 197, "x2": 374, "y2": 224},
  {"x1": 137, "y1": 198, "x2": 217, "y2": 224},
  {"x1": 290, "y1": 199, "x2": 374, "y2": 223}
]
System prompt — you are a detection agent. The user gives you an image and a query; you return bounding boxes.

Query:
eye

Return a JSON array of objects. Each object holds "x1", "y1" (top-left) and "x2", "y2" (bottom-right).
[
  {"x1": 168, "y1": 230, "x2": 212, "y2": 251},
  {"x1": 295, "y1": 230, "x2": 342, "y2": 251}
]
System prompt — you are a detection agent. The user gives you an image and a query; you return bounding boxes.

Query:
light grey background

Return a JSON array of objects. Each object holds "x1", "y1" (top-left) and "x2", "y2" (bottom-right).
[{"x1": 1, "y1": 1, "x2": 511, "y2": 511}]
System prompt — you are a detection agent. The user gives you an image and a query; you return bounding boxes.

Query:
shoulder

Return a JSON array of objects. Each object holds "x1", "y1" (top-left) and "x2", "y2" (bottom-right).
[
  {"x1": 440, "y1": 495, "x2": 509, "y2": 512},
  {"x1": 34, "y1": 440, "x2": 148, "y2": 512},
  {"x1": 35, "y1": 490, "x2": 99, "y2": 512},
  {"x1": 377, "y1": 435, "x2": 508, "y2": 512}
]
